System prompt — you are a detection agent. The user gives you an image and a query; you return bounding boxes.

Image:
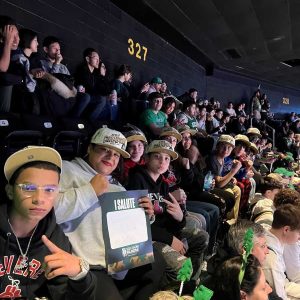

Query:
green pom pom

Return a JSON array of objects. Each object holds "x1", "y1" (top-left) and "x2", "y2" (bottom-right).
[
  {"x1": 177, "y1": 258, "x2": 193, "y2": 282},
  {"x1": 193, "y1": 285, "x2": 214, "y2": 300}
]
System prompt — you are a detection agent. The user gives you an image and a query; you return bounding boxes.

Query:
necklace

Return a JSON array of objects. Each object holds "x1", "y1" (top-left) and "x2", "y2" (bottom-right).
[{"x1": 7, "y1": 219, "x2": 38, "y2": 270}]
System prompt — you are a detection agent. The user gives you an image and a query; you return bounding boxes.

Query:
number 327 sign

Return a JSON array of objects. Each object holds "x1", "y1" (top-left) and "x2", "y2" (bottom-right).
[{"x1": 128, "y1": 38, "x2": 148, "y2": 62}]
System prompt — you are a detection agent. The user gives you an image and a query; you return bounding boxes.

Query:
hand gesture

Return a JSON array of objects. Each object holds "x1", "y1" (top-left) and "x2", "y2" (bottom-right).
[
  {"x1": 232, "y1": 159, "x2": 242, "y2": 172},
  {"x1": 170, "y1": 189, "x2": 187, "y2": 205},
  {"x1": 55, "y1": 52, "x2": 63, "y2": 64},
  {"x1": 42, "y1": 235, "x2": 82, "y2": 279},
  {"x1": 140, "y1": 82, "x2": 150, "y2": 93},
  {"x1": 163, "y1": 193, "x2": 184, "y2": 222},
  {"x1": 171, "y1": 236, "x2": 186, "y2": 255},
  {"x1": 3, "y1": 25, "x2": 18, "y2": 49},
  {"x1": 138, "y1": 197, "x2": 154, "y2": 218},
  {"x1": 90, "y1": 174, "x2": 109, "y2": 196}
]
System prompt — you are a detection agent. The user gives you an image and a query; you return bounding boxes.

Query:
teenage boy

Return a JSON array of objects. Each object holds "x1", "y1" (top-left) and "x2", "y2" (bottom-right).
[
  {"x1": 140, "y1": 92, "x2": 169, "y2": 138},
  {"x1": 0, "y1": 146, "x2": 95, "y2": 299},
  {"x1": 126, "y1": 139, "x2": 208, "y2": 284},
  {"x1": 38, "y1": 36, "x2": 90, "y2": 118},
  {"x1": 263, "y1": 204, "x2": 300, "y2": 300},
  {"x1": 55, "y1": 127, "x2": 165, "y2": 300},
  {"x1": 251, "y1": 177, "x2": 282, "y2": 229},
  {"x1": 206, "y1": 134, "x2": 242, "y2": 224}
]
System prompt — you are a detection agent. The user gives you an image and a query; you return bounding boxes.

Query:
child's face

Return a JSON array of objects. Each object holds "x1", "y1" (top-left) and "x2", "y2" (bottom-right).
[
  {"x1": 30, "y1": 36, "x2": 38, "y2": 53},
  {"x1": 284, "y1": 227, "x2": 300, "y2": 244},
  {"x1": 127, "y1": 140, "x2": 144, "y2": 162},
  {"x1": 9, "y1": 167, "x2": 59, "y2": 223},
  {"x1": 147, "y1": 152, "x2": 171, "y2": 175}
]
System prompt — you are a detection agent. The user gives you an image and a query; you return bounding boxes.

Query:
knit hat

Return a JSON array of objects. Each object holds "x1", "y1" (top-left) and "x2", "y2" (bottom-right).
[
  {"x1": 4, "y1": 146, "x2": 62, "y2": 181},
  {"x1": 235, "y1": 134, "x2": 251, "y2": 147},
  {"x1": 146, "y1": 140, "x2": 178, "y2": 161},
  {"x1": 91, "y1": 127, "x2": 130, "y2": 158},
  {"x1": 217, "y1": 135, "x2": 235, "y2": 147},
  {"x1": 124, "y1": 129, "x2": 147, "y2": 144},
  {"x1": 159, "y1": 127, "x2": 182, "y2": 142},
  {"x1": 246, "y1": 127, "x2": 262, "y2": 138}
]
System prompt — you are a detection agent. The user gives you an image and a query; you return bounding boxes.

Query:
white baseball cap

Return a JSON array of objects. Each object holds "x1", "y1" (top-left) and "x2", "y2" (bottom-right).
[
  {"x1": 91, "y1": 127, "x2": 130, "y2": 158},
  {"x1": 4, "y1": 146, "x2": 62, "y2": 182},
  {"x1": 146, "y1": 140, "x2": 178, "y2": 161}
]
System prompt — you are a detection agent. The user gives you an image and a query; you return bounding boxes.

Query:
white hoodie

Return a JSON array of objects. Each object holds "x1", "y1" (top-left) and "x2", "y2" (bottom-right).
[{"x1": 263, "y1": 230, "x2": 300, "y2": 300}]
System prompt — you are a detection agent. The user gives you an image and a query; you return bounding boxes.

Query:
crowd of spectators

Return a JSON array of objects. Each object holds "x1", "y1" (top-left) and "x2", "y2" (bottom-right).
[{"x1": 2, "y1": 14, "x2": 300, "y2": 300}]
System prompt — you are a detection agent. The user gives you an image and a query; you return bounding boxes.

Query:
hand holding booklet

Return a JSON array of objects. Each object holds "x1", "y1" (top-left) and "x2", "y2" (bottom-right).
[{"x1": 101, "y1": 189, "x2": 154, "y2": 274}]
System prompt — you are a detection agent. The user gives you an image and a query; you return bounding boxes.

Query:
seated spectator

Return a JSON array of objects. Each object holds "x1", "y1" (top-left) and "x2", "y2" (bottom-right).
[
  {"x1": 246, "y1": 127, "x2": 262, "y2": 144},
  {"x1": 206, "y1": 135, "x2": 242, "y2": 224},
  {"x1": 0, "y1": 15, "x2": 20, "y2": 112},
  {"x1": 251, "y1": 177, "x2": 283, "y2": 229},
  {"x1": 236, "y1": 103, "x2": 247, "y2": 117},
  {"x1": 1, "y1": 146, "x2": 96, "y2": 299},
  {"x1": 227, "y1": 135, "x2": 256, "y2": 216},
  {"x1": 282, "y1": 130, "x2": 295, "y2": 152},
  {"x1": 231, "y1": 114, "x2": 247, "y2": 135},
  {"x1": 177, "y1": 88, "x2": 198, "y2": 104},
  {"x1": 205, "y1": 107, "x2": 219, "y2": 135},
  {"x1": 174, "y1": 100, "x2": 198, "y2": 130},
  {"x1": 263, "y1": 204, "x2": 300, "y2": 300},
  {"x1": 196, "y1": 105, "x2": 207, "y2": 132},
  {"x1": 55, "y1": 127, "x2": 165, "y2": 299},
  {"x1": 225, "y1": 101, "x2": 236, "y2": 117},
  {"x1": 10, "y1": 28, "x2": 41, "y2": 114},
  {"x1": 74, "y1": 48, "x2": 110, "y2": 124},
  {"x1": 147, "y1": 77, "x2": 163, "y2": 96},
  {"x1": 126, "y1": 139, "x2": 209, "y2": 285},
  {"x1": 140, "y1": 92, "x2": 169, "y2": 139},
  {"x1": 38, "y1": 36, "x2": 90, "y2": 117},
  {"x1": 212, "y1": 255, "x2": 271, "y2": 300},
  {"x1": 161, "y1": 96, "x2": 177, "y2": 124},
  {"x1": 121, "y1": 128, "x2": 147, "y2": 184},
  {"x1": 219, "y1": 112, "x2": 231, "y2": 134}
]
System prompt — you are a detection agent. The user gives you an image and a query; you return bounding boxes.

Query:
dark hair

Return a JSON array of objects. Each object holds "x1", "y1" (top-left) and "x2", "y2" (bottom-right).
[
  {"x1": 272, "y1": 204, "x2": 300, "y2": 230},
  {"x1": 43, "y1": 36, "x2": 60, "y2": 48},
  {"x1": 148, "y1": 92, "x2": 163, "y2": 102},
  {"x1": 83, "y1": 47, "x2": 97, "y2": 59},
  {"x1": 116, "y1": 64, "x2": 131, "y2": 77},
  {"x1": 161, "y1": 97, "x2": 176, "y2": 113},
  {"x1": 182, "y1": 100, "x2": 196, "y2": 112},
  {"x1": 259, "y1": 177, "x2": 282, "y2": 194},
  {"x1": 287, "y1": 130, "x2": 294, "y2": 136},
  {"x1": 0, "y1": 15, "x2": 17, "y2": 31},
  {"x1": 213, "y1": 255, "x2": 261, "y2": 300},
  {"x1": 215, "y1": 109, "x2": 223, "y2": 114},
  {"x1": 19, "y1": 28, "x2": 37, "y2": 49},
  {"x1": 189, "y1": 88, "x2": 197, "y2": 94},
  {"x1": 9, "y1": 161, "x2": 61, "y2": 185},
  {"x1": 273, "y1": 189, "x2": 300, "y2": 208}
]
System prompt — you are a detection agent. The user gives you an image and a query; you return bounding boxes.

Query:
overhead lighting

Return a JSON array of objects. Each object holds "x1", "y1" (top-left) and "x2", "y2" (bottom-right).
[
  {"x1": 272, "y1": 36, "x2": 285, "y2": 42},
  {"x1": 280, "y1": 61, "x2": 293, "y2": 68},
  {"x1": 235, "y1": 65, "x2": 244, "y2": 69}
]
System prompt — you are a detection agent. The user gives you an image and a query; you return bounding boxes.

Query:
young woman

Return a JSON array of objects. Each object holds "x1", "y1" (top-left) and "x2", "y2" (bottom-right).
[{"x1": 212, "y1": 255, "x2": 272, "y2": 300}]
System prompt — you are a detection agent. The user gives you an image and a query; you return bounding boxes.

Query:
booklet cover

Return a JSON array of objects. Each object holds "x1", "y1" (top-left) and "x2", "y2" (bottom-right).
[{"x1": 101, "y1": 189, "x2": 154, "y2": 274}]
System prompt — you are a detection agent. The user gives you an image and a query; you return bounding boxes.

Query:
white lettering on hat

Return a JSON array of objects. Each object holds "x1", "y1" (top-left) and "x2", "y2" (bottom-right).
[{"x1": 103, "y1": 134, "x2": 126, "y2": 150}]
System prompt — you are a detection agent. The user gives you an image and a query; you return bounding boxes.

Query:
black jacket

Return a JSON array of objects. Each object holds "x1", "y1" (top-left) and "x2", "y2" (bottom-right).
[
  {"x1": 74, "y1": 63, "x2": 110, "y2": 96},
  {"x1": 0, "y1": 203, "x2": 96, "y2": 300},
  {"x1": 126, "y1": 165, "x2": 186, "y2": 246}
]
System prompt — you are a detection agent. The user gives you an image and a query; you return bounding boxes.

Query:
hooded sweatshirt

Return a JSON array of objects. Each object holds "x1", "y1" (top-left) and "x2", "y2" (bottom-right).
[
  {"x1": 251, "y1": 193, "x2": 274, "y2": 230},
  {"x1": 263, "y1": 230, "x2": 300, "y2": 300},
  {"x1": 126, "y1": 165, "x2": 186, "y2": 246},
  {"x1": 0, "y1": 203, "x2": 95, "y2": 300}
]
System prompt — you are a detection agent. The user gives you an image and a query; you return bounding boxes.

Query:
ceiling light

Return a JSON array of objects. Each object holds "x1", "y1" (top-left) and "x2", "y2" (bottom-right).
[
  {"x1": 280, "y1": 61, "x2": 292, "y2": 68},
  {"x1": 235, "y1": 65, "x2": 244, "y2": 69}
]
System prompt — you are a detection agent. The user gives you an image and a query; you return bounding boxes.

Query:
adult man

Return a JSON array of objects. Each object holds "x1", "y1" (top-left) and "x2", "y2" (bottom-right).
[
  {"x1": 146, "y1": 77, "x2": 163, "y2": 95},
  {"x1": 0, "y1": 146, "x2": 96, "y2": 299},
  {"x1": 140, "y1": 92, "x2": 169, "y2": 138},
  {"x1": 55, "y1": 127, "x2": 165, "y2": 300},
  {"x1": 39, "y1": 36, "x2": 90, "y2": 117}
]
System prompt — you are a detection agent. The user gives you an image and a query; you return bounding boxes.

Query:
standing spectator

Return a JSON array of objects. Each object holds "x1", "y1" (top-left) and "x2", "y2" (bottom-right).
[{"x1": 251, "y1": 90, "x2": 261, "y2": 114}]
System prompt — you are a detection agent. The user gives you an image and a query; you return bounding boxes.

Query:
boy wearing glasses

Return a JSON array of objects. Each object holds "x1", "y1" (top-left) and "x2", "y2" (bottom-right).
[{"x1": 0, "y1": 146, "x2": 95, "y2": 299}]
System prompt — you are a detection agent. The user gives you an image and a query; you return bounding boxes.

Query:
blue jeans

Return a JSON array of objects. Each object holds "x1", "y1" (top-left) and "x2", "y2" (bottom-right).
[{"x1": 71, "y1": 92, "x2": 90, "y2": 118}]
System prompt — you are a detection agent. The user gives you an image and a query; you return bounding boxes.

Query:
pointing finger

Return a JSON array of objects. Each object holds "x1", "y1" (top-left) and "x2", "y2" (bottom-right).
[{"x1": 42, "y1": 235, "x2": 62, "y2": 254}]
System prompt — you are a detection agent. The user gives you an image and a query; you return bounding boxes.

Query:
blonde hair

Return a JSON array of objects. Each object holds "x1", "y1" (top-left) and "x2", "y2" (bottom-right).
[{"x1": 149, "y1": 291, "x2": 193, "y2": 300}]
